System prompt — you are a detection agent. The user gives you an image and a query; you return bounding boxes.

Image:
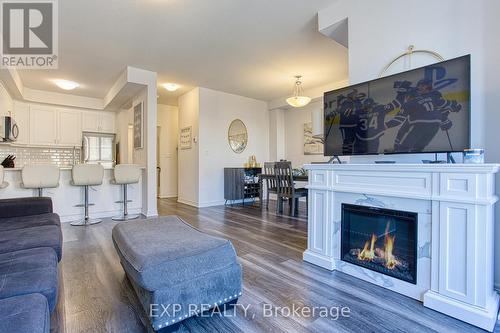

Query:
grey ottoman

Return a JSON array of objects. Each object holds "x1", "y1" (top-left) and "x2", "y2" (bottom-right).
[{"x1": 112, "y1": 216, "x2": 242, "y2": 331}]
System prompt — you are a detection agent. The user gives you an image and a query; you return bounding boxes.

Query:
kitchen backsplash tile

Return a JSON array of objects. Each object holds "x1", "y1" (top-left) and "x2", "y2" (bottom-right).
[{"x1": 0, "y1": 146, "x2": 81, "y2": 167}]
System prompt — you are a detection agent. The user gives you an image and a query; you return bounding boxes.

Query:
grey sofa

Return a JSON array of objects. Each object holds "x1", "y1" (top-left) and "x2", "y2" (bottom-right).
[
  {"x1": 113, "y1": 216, "x2": 242, "y2": 331},
  {"x1": 0, "y1": 197, "x2": 62, "y2": 333}
]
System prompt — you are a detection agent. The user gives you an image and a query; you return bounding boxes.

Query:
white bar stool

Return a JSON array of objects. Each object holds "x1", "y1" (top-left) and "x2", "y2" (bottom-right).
[
  {"x1": 111, "y1": 164, "x2": 141, "y2": 221},
  {"x1": 0, "y1": 166, "x2": 9, "y2": 189},
  {"x1": 21, "y1": 164, "x2": 60, "y2": 196},
  {"x1": 71, "y1": 164, "x2": 104, "y2": 226}
]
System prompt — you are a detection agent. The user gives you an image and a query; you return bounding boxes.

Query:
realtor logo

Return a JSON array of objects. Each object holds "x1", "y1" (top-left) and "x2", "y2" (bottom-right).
[{"x1": 1, "y1": 0, "x2": 58, "y2": 68}]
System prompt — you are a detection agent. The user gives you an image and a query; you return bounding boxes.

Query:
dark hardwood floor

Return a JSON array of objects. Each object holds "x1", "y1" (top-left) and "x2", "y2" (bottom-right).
[{"x1": 58, "y1": 198, "x2": 497, "y2": 333}]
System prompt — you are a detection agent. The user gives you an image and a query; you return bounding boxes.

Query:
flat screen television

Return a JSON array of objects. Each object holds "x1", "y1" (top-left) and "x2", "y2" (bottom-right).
[{"x1": 323, "y1": 55, "x2": 470, "y2": 156}]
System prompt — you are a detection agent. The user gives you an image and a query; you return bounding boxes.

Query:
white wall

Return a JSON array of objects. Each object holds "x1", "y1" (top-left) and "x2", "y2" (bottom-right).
[
  {"x1": 115, "y1": 102, "x2": 146, "y2": 167},
  {"x1": 177, "y1": 88, "x2": 200, "y2": 206},
  {"x1": 268, "y1": 109, "x2": 285, "y2": 162},
  {"x1": 319, "y1": 0, "x2": 500, "y2": 286},
  {"x1": 132, "y1": 89, "x2": 148, "y2": 167},
  {"x1": 483, "y1": 0, "x2": 500, "y2": 290},
  {"x1": 115, "y1": 107, "x2": 133, "y2": 164},
  {"x1": 0, "y1": 82, "x2": 13, "y2": 115},
  {"x1": 177, "y1": 87, "x2": 269, "y2": 207},
  {"x1": 319, "y1": 0, "x2": 486, "y2": 164},
  {"x1": 114, "y1": 89, "x2": 151, "y2": 168},
  {"x1": 157, "y1": 104, "x2": 178, "y2": 198},
  {"x1": 198, "y1": 87, "x2": 269, "y2": 207},
  {"x1": 283, "y1": 100, "x2": 330, "y2": 168}
]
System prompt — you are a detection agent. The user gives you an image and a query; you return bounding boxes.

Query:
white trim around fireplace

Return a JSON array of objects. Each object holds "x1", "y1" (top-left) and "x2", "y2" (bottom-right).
[{"x1": 303, "y1": 163, "x2": 499, "y2": 332}]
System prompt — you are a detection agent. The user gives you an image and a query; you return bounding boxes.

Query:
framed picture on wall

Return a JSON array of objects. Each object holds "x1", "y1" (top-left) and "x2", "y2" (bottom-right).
[
  {"x1": 180, "y1": 126, "x2": 192, "y2": 150},
  {"x1": 133, "y1": 102, "x2": 143, "y2": 149},
  {"x1": 304, "y1": 122, "x2": 323, "y2": 155}
]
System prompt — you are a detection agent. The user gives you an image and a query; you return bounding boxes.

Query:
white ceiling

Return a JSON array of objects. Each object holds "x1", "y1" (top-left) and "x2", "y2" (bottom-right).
[{"x1": 17, "y1": 0, "x2": 347, "y2": 106}]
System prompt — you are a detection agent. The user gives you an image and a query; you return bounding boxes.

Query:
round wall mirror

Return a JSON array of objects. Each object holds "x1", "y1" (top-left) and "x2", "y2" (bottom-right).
[{"x1": 228, "y1": 119, "x2": 248, "y2": 153}]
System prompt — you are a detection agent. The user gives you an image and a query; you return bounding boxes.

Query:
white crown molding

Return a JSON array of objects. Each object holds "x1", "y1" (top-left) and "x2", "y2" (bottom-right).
[
  {"x1": 22, "y1": 87, "x2": 105, "y2": 110},
  {"x1": 0, "y1": 66, "x2": 152, "y2": 111}
]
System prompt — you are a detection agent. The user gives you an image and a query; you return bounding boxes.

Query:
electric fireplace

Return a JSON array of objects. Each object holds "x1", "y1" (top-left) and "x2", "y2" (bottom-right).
[{"x1": 341, "y1": 204, "x2": 418, "y2": 284}]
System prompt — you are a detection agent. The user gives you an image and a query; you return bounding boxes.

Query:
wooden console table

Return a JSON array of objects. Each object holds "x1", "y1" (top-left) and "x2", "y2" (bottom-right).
[{"x1": 224, "y1": 167, "x2": 261, "y2": 206}]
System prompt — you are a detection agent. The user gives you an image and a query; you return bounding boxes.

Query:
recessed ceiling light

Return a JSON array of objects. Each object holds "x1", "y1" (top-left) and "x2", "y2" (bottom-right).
[
  {"x1": 53, "y1": 79, "x2": 79, "y2": 90},
  {"x1": 163, "y1": 83, "x2": 180, "y2": 92}
]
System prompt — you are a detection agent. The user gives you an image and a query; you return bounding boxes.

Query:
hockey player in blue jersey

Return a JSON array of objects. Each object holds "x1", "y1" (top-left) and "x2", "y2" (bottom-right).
[
  {"x1": 386, "y1": 79, "x2": 462, "y2": 152},
  {"x1": 416, "y1": 78, "x2": 462, "y2": 133},
  {"x1": 353, "y1": 98, "x2": 390, "y2": 154},
  {"x1": 338, "y1": 90, "x2": 363, "y2": 155},
  {"x1": 384, "y1": 80, "x2": 413, "y2": 112}
]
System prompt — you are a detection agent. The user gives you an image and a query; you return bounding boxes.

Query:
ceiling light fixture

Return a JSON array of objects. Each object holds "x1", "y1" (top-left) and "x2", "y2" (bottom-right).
[
  {"x1": 53, "y1": 79, "x2": 79, "y2": 90},
  {"x1": 163, "y1": 83, "x2": 180, "y2": 92},
  {"x1": 286, "y1": 75, "x2": 311, "y2": 108}
]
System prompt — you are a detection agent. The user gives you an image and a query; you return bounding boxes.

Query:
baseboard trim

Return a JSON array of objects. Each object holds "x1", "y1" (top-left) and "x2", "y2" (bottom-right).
[
  {"x1": 177, "y1": 198, "x2": 199, "y2": 207},
  {"x1": 303, "y1": 250, "x2": 335, "y2": 271},
  {"x1": 197, "y1": 200, "x2": 226, "y2": 208},
  {"x1": 158, "y1": 194, "x2": 178, "y2": 199}
]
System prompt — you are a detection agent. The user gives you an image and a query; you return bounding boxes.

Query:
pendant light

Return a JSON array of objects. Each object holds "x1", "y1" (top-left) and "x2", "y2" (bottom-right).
[{"x1": 286, "y1": 75, "x2": 311, "y2": 108}]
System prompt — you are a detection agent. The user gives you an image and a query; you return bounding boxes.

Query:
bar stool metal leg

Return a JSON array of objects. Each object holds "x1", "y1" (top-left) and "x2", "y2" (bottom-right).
[
  {"x1": 112, "y1": 184, "x2": 139, "y2": 221},
  {"x1": 71, "y1": 185, "x2": 103, "y2": 226}
]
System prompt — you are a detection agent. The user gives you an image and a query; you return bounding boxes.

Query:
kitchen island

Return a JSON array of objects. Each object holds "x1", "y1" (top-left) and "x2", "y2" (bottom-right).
[{"x1": 0, "y1": 166, "x2": 144, "y2": 222}]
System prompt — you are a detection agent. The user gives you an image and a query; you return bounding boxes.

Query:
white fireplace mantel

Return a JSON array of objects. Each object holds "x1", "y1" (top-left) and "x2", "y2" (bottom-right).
[{"x1": 303, "y1": 163, "x2": 499, "y2": 331}]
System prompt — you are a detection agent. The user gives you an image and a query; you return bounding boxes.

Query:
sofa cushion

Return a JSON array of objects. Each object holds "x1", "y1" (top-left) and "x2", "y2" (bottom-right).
[
  {"x1": 0, "y1": 225, "x2": 62, "y2": 261},
  {"x1": 0, "y1": 197, "x2": 53, "y2": 219},
  {"x1": 112, "y1": 216, "x2": 239, "y2": 291},
  {"x1": 0, "y1": 213, "x2": 61, "y2": 232},
  {"x1": 0, "y1": 248, "x2": 58, "y2": 312},
  {"x1": 0, "y1": 294, "x2": 49, "y2": 333}
]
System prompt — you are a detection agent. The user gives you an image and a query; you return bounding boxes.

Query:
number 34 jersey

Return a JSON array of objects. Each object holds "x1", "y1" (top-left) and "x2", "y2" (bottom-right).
[{"x1": 355, "y1": 105, "x2": 388, "y2": 142}]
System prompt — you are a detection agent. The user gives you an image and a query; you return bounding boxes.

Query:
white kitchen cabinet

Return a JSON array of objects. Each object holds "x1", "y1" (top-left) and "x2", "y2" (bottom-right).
[
  {"x1": 12, "y1": 101, "x2": 30, "y2": 144},
  {"x1": 82, "y1": 111, "x2": 115, "y2": 133},
  {"x1": 82, "y1": 112, "x2": 100, "y2": 132},
  {"x1": 25, "y1": 104, "x2": 113, "y2": 147},
  {"x1": 30, "y1": 105, "x2": 58, "y2": 145},
  {"x1": 58, "y1": 109, "x2": 82, "y2": 146},
  {"x1": 29, "y1": 106, "x2": 83, "y2": 146}
]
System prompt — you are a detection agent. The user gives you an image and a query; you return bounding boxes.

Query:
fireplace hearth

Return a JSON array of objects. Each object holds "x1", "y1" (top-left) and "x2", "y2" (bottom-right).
[
  {"x1": 304, "y1": 164, "x2": 500, "y2": 331},
  {"x1": 341, "y1": 204, "x2": 417, "y2": 284}
]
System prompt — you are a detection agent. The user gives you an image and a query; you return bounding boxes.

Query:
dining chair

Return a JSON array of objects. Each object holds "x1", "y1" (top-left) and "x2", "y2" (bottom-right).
[
  {"x1": 275, "y1": 161, "x2": 308, "y2": 217},
  {"x1": 263, "y1": 162, "x2": 278, "y2": 210}
]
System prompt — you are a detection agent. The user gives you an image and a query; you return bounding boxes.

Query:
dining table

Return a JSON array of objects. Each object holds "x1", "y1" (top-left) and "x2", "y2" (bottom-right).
[{"x1": 257, "y1": 173, "x2": 309, "y2": 211}]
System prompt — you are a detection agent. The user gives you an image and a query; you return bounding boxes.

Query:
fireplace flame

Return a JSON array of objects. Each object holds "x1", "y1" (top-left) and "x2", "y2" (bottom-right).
[
  {"x1": 356, "y1": 222, "x2": 400, "y2": 270},
  {"x1": 384, "y1": 233, "x2": 397, "y2": 269},
  {"x1": 358, "y1": 233, "x2": 377, "y2": 261}
]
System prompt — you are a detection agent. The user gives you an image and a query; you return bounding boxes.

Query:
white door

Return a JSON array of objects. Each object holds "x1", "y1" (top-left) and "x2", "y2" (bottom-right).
[
  {"x1": 12, "y1": 102, "x2": 30, "y2": 144},
  {"x1": 30, "y1": 106, "x2": 58, "y2": 145},
  {"x1": 58, "y1": 109, "x2": 82, "y2": 146},
  {"x1": 82, "y1": 112, "x2": 100, "y2": 132},
  {"x1": 99, "y1": 112, "x2": 115, "y2": 133}
]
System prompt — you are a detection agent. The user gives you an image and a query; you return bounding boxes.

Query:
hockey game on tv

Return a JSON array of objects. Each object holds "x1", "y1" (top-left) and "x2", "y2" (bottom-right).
[{"x1": 323, "y1": 55, "x2": 471, "y2": 156}]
